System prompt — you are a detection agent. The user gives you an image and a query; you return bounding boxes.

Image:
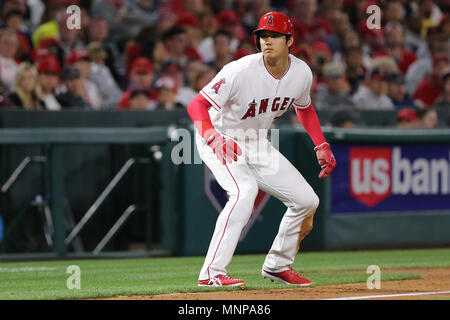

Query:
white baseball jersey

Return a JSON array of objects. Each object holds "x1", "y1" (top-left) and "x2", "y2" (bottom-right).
[
  {"x1": 196, "y1": 52, "x2": 320, "y2": 282},
  {"x1": 200, "y1": 52, "x2": 313, "y2": 137}
]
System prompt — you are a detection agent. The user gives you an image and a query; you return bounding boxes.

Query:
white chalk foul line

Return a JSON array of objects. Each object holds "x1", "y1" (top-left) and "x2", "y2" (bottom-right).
[
  {"x1": 0, "y1": 267, "x2": 57, "y2": 273},
  {"x1": 325, "y1": 290, "x2": 450, "y2": 300}
]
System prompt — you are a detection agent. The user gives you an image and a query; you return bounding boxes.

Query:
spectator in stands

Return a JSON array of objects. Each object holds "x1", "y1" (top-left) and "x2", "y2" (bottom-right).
[
  {"x1": 90, "y1": 0, "x2": 158, "y2": 45},
  {"x1": 0, "y1": 77, "x2": 14, "y2": 108},
  {"x1": 370, "y1": 56, "x2": 400, "y2": 77},
  {"x1": 125, "y1": 25, "x2": 155, "y2": 69},
  {"x1": 387, "y1": 73, "x2": 415, "y2": 109},
  {"x1": 330, "y1": 109, "x2": 358, "y2": 129},
  {"x1": 414, "y1": 53, "x2": 450, "y2": 107},
  {"x1": 384, "y1": 0, "x2": 406, "y2": 25},
  {"x1": 396, "y1": 108, "x2": 419, "y2": 129},
  {"x1": 405, "y1": 12, "x2": 431, "y2": 59},
  {"x1": 324, "y1": 10, "x2": 352, "y2": 54},
  {"x1": 162, "y1": 26, "x2": 192, "y2": 68},
  {"x1": 192, "y1": 65, "x2": 217, "y2": 92},
  {"x1": 176, "y1": 64, "x2": 216, "y2": 108},
  {"x1": 0, "y1": 28, "x2": 19, "y2": 90},
  {"x1": 416, "y1": 107, "x2": 438, "y2": 129},
  {"x1": 232, "y1": 45, "x2": 255, "y2": 61},
  {"x1": 34, "y1": 37, "x2": 65, "y2": 68},
  {"x1": 206, "y1": 29, "x2": 233, "y2": 72},
  {"x1": 175, "y1": 57, "x2": 204, "y2": 107},
  {"x1": 175, "y1": 12, "x2": 204, "y2": 50},
  {"x1": 154, "y1": 76, "x2": 184, "y2": 111},
  {"x1": 241, "y1": 0, "x2": 273, "y2": 33},
  {"x1": 153, "y1": 10, "x2": 177, "y2": 38},
  {"x1": 184, "y1": 57, "x2": 205, "y2": 89},
  {"x1": 88, "y1": 16, "x2": 123, "y2": 88},
  {"x1": 1, "y1": 9, "x2": 32, "y2": 63},
  {"x1": 417, "y1": 0, "x2": 444, "y2": 36},
  {"x1": 198, "y1": 8, "x2": 218, "y2": 40},
  {"x1": 289, "y1": 0, "x2": 332, "y2": 44},
  {"x1": 352, "y1": 68, "x2": 394, "y2": 110},
  {"x1": 118, "y1": 57, "x2": 157, "y2": 109},
  {"x1": 405, "y1": 56, "x2": 433, "y2": 97},
  {"x1": 159, "y1": 62, "x2": 184, "y2": 95},
  {"x1": 342, "y1": 28, "x2": 373, "y2": 71},
  {"x1": 344, "y1": 46, "x2": 366, "y2": 95},
  {"x1": 128, "y1": 86, "x2": 151, "y2": 110},
  {"x1": 57, "y1": 13, "x2": 85, "y2": 58},
  {"x1": 30, "y1": 0, "x2": 67, "y2": 48},
  {"x1": 310, "y1": 41, "x2": 333, "y2": 88},
  {"x1": 374, "y1": 22, "x2": 417, "y2": 75},
  {"x1": 8, "y1": 62, "x2": 43, "y2": 109},
  {"x1": 314, "y1": 62, "x2": 355, "y2": 111},
  {"x1": 198, "y1": 9, "x2": 241, "y2": 63},
  {"x1": 56, "y1": 65, "x2": 91, "y2": 109},
  {"x1": 65, "y1": 49, "x2": 102, "y2": 110},
  {"x1": 0, "y1": 0, "x2": 28, "y2": 19},
  {"x1": 86, "y1": 42, "x2": 123, "y2": 109},
  {"x1": 36, "y1": 55, "x2": 62, "y2": 111},
  {"x1": 434, "y1": 68, "x2": 450, "y2": 108}
]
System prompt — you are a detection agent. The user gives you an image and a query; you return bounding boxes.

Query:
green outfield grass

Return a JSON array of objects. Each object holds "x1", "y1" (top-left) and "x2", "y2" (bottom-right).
[{"x1": 0, "y1": 248, "x2": 449, "y2": 300}]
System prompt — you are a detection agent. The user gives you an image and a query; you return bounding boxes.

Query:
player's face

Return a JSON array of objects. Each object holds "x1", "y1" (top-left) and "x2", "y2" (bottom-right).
[{"x1": 259, "y1": 31, "x2": 292, "y2": 60}]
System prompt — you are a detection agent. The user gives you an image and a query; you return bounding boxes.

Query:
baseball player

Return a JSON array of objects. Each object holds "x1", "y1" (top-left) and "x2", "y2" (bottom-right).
[{"x1": 187, "y1": 12, "x2": 336, "y2": 287}]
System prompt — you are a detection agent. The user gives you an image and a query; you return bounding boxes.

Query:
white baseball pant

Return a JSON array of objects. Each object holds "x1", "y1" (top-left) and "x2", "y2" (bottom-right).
[{"x1": 196, "y1": 132, "x2": 319, "y2": 281}]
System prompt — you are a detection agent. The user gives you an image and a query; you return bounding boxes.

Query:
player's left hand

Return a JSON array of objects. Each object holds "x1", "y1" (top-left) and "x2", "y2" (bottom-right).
[{"x1": 314, "y1": 142, "x2": 336, "y2": 179}]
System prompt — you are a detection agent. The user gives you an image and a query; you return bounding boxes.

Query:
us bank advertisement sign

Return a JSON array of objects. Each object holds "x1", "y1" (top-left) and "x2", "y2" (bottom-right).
[{"x1": 331, "y1": 144, "x2": 450, "y2": 214}]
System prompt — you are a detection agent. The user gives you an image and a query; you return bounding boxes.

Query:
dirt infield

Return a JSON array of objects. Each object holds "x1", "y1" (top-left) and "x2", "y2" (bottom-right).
[{"x1": 101, "y1": 267, "x2": 450, "y2": 300}]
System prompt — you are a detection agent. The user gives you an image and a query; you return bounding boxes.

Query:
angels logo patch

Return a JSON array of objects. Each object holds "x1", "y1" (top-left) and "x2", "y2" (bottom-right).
[{"x1": 212, "y1": 78, "x2": 225, "y2": 94}]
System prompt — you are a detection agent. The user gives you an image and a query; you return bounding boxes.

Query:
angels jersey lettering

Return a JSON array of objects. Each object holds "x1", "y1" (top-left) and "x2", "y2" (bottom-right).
[{"x1": 200, "y1": 53, "x2": 312, "y2": 138}]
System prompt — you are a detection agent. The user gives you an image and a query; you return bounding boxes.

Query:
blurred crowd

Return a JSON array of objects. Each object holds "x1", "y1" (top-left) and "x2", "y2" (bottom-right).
[{"x1": 0, "y1": 0, "x2": 449, "y2": 127}]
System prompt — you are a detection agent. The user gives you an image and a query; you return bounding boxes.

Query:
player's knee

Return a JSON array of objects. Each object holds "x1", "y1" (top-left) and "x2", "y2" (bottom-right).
[
  {"x1": 239, "y1": 179, "x2": 259, "y2": 203},
  {"x1": 292, "y1": 190, "x2": 319, "y2": 214},
  {"x1": 228, "y1": 181, "x2": 258, "y2": 225},
  {"x1": 306, "y1": 193, "x2": 320, "y2": 212}
]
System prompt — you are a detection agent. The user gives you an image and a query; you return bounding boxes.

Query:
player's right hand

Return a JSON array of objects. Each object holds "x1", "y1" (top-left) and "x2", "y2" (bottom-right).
[{"x1": 206, "y1": 131, "x2": 242, "y2": 165}]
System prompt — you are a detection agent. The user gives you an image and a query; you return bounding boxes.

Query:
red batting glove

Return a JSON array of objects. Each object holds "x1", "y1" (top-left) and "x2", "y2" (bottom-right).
[
  {"x1": 314, "y1": 142, "x2": 336, "y2": 179},
  {"x1": 206, "y1": 131, "x2": 242, "y2": 165}
]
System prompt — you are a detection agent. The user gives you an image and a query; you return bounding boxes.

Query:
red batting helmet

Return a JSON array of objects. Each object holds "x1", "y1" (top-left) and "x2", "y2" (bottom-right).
[{"x1": 253, "y1": 12, "x2": 294, "y2": 51}]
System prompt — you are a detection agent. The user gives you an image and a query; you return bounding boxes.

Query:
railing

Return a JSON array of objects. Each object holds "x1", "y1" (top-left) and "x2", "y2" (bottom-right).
[{"x1": 0, "y1": 127, "x2": 176, "y2": 260}]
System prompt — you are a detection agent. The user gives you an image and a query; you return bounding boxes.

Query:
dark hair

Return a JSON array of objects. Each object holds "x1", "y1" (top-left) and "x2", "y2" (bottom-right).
[
  {"x1": 343, "y1": 46, "x2": 362, "y2": 57},
  {"x1": 416, "y1": 107, "x2": 435, "y2": 120},
  {"x1": 213, "y1": 29, "x2": 232, "y2": 41},
  {"x1": 4, "y1": 9, "x2": 23, "y2": 21},
  {"x1": 162, "y1": 26, "x2": 187, "y2": 42},
  {"x1": 330, "y1": 109, "x2": 358, "y2": 127},
  {"x1": 255, "y1": 31, "x2": 292, "y2": 51}
]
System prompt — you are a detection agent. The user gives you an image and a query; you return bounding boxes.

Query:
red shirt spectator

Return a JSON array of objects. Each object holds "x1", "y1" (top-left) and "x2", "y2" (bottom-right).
[
  {"x1": 291, "y1": 17, "x2": 333, "y2": 44},
  {"x1": 413, "y1": 53, "x2": 450, "y2": 107},
  {"x1": 374, "y1": 49, "x2": 417, "y2": 74},
  {"x1": 119, "y1": 57, "x2": 158, "y2": 109},
  {"x1": 374, "y1": 22, "x2": 417, "y2": 74},
  {"x1": 289, "y1": 0, "x2": 332, "y2": 43},
  {"x1": 413, "y1": 75, "x2": 443, "y2": 107}
]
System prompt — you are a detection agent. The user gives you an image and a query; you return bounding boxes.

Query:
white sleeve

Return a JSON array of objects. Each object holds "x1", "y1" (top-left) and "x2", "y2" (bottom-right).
[
  {"x1": 293, "y1": 65, "x2": 313, "y2": 109},
  {"x1": 199, "y1": 63, "x2": 237, "y2": 111}
]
